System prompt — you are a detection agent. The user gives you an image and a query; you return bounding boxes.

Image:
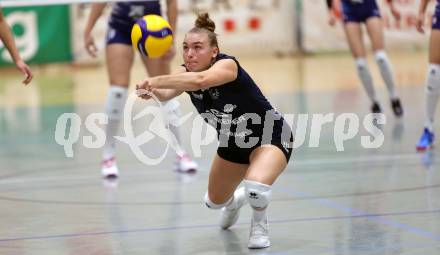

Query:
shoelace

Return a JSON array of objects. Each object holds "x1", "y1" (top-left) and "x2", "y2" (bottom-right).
[{"x1": 251, "y1": 221, "x2": 268, "y2": 236}]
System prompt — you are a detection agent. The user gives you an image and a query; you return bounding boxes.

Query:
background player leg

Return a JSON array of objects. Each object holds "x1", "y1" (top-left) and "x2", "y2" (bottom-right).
[
  {"x1": 366, "y1": 17, "x2": 403, "y2": 117},
  {"x1": 344, "y1": 22, "x2": 380, "y2": 113},
  {"x1": 417, "y1": 30, "x2": 440, "y2": 151},
  {"x1": 244, "y1": 145, "x2": 288, "y2": 249},
  {"x1": 142, "y1": 56, "x2": 197, "y2": 172},
  {"x1": 101, "y1": 44, "x2": 134, "y2": 178}
]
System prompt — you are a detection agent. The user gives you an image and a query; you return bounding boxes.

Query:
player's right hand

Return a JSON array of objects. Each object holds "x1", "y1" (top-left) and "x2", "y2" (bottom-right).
[
  {"x1": 136, "y1": 85, "x2": 154, "y2": 100},
  {"x1": 416, "y1": 13, "x2": 425, "y2": 34},
  {"x1": 16, "y1": 60, "x2": 33, "y2": 85},
  {"x1": 328, "y1": 13, "x2": 337, "y2": 26},
  {"x1": 84, "y1": 33, "x2": 98, "y2": 58}
]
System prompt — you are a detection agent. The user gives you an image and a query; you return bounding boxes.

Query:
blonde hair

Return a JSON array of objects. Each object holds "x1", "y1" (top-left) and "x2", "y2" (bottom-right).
[{"x1": 188, "y1": 13, "x2": 218, "y2": 48}]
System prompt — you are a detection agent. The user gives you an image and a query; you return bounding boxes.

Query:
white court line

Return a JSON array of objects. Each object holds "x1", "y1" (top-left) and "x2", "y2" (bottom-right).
[
  {"x1": 292, "y1": 152, "x2": 422, "y2": 166},
  {"x1": 0, "y1": 153, "x2": 422, "y2": 185}
]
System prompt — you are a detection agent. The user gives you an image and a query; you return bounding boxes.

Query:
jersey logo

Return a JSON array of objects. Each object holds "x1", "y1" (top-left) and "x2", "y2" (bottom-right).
[
  {"x1": 191, "y1": 92, "x2": 203, "y2": 100},
  {"x1": 223, "y1": 104, "x2": 237, "y2": 113},
  {"x1": 208, "y1": 88, "x2": 220, "y2": 99},
  {"x1": 129, "y1": 6, "x2": 145, "y2": 19}
]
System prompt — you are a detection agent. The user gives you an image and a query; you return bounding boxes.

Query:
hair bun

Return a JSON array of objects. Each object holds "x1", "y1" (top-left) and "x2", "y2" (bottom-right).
[{"x1": 195, "y1": 13, "x2": 216, "y2": 33}]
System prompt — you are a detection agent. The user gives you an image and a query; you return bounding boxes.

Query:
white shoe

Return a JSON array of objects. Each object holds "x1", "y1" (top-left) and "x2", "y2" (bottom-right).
[
  {"x1": 101, "y1": 157, "x2": 119, "y2": 178},
  {"x1": 220, "y1": 188, "x2": 246, "y2": 229},
  {"x1": 175, "y1": 154, "x2": 197, "y2": 173},
  {"x1": 248, "y1": 217, "x2": 270, "y2": 249}
]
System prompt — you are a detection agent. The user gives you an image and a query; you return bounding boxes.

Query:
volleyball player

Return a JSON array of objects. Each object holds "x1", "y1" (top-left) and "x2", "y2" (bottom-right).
[
  {"x1": 84, "y1": 1, "x2": 197, "y2": 178},
  {"x1": 137, "y1": 13, "x2": 293, "y2": 249},
  {"x1": 0, "y1": 8, "x2": 33, "y2": 85},
  {"x1": 415, "y1": 0, "x2": 440, "y2": 151},
  {"x1": 327, "y1": 0, "x2": 404, "y2": 116}
]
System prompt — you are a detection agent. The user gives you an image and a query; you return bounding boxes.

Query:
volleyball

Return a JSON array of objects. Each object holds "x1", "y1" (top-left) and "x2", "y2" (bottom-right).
[{"x1": 131, "y1": 14, "x2": 173, "y2": 58}]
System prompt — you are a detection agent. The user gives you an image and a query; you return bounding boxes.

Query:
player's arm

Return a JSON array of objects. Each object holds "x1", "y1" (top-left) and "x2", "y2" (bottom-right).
[
  {"x1": 0, "y1": 9, "x2": 20, "y2": 64},
  {"x1": 83, "y1": 3, "x2": 107, "y2": 57},
  {"x1": 166, "y1": 0, "x2": 178, "y2": 33},
  {"x1": 326, "y1": 0, "x2": 337, "y2": 26},
  {"x1": 385, "y1": 0, "x2": 401, "y2": 21},
  {"x1": 0, "y1": 8, "x2": 33, "y2": 85},
  {"x1": 138, "y1": 59, "x2": 238, "y2": 92},
  {"x1": 137, "y1": 67, "x2": 186, "y2": 102},
  {"x1": 326, "y1": 0, "x2": 333, "y2": 10},
  {"x1": 162, "y1": 0, "x2": 178, "y2": 60},
  {"x1": 416, "y1": 0, "x2": 431, "y2": 33}
]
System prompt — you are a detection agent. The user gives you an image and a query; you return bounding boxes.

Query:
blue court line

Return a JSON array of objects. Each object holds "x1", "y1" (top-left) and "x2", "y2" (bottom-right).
[
  {"x1": 0, "y1": 207, "x2": 439, "y2": 243},
  {"x1": 275, "y1": 186, "x2": 440, "y2": 241}
]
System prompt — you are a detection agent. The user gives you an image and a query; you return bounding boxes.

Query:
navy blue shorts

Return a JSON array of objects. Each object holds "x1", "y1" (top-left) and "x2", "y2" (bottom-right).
[
  {"x1": 106, "y1": 1, "x2": 161, "y2": 45},
  {"x1": 342, "y1": 0, "x2": 381, "y2": 23},
  {"x1": 433, "y1": 4, "x2": 440, "y2": 30},
  {"x1": 216, "y1": 119, "x2": 293, "y2": 164}
]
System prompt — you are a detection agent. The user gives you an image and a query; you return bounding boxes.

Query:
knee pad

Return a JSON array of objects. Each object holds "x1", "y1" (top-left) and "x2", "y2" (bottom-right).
[
  {"x1": 427, "y1": 64, "x2": 440, "y2": 95},
  {"x1": 244, "y1": 180, "x2": 272, "y2": 210},
  {"x1": 162, "y1": 99, "x2": 181, "y2": 126},
  {"x1": 204, "y1": 192, "x2": 232, "y2": 210},
  {"x1": 355, "y1": 58, "x2": 368, "y2": 71},
  {"x1": 374, "y1": 50, "x2": 388, "y2": 64},
  {"x1": 105, "y1": 86, "x2": 128, "y2": 120}
]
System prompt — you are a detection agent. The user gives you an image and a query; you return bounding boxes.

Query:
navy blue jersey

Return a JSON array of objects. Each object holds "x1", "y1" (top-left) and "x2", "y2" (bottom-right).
[
  {"x1": 107, "y1": 1, "x2": 161, "y2": 45},
  {"x1": 434, "y1": 0, "x2": 440, "y2": 30},
  {"x1": 341, "y1": 0, "x2": 381, "y2": 23},
  {"x1": 185, "y1": 54, "x2": 292, "y2": 156},
  {"x1": 108, "y1": 1, "x2": 161, "y2": 32}
]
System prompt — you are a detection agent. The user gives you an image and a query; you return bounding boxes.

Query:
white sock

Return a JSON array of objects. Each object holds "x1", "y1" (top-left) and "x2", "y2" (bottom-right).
[
  {"x1": 355, "y1": 58, "x2": 377, "y2": 103},
  {"x1": 225, "y1": 187, "x2": 246, "y2": 210},
  {"x1": 162, "y1": 99, "x2": 186, "y2": 156},
  {"x1": 425, "y1": 64, "x2": 440, "y2": 131},
  {"x1": 253, "y1": 208, "x2": 267, "y2": 222},
  {"x1": 102, "y1": 86, "x2": 128, "y2": 160},
  {"x1": 375, "y1": 50, "x2": 398, "y2": 99}
]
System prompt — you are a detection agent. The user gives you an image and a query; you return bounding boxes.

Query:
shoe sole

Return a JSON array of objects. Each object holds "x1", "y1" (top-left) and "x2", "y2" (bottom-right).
[
  {"x1": 176, "y1": 168, "x2": 197, "y2": 174},
  {"x1": 220, "y1": 210, "x2": 240, "y2": 229},
  {"x1": 103, "y1": 174, "x2": 118, "y2": 179},
  {"x1": 248, "y1": 242, "x2": 270, "y2": 249}
]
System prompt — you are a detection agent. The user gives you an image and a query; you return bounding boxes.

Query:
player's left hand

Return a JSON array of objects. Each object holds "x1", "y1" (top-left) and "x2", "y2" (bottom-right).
[{"x1": 16, "y1": 60, "x2": 33, "y2": 85}]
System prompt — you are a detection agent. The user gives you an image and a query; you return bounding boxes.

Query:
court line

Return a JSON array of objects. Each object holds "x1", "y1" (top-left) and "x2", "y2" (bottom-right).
[
  {"x1": 0, "y1": 208, "x2": 438, "y2": 243},
  {"x1": 0, "y1": 183, "x2": 438, "y2": 206},
  {"x1": 0, "y1": 152, "x2": 425, "y2": 184},
  {"x1": 276, "y1": 186, "x2": 440, "y2": 241}
]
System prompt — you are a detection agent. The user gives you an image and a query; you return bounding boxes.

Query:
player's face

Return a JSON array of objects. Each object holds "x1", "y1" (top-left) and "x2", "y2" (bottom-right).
[{"x1": 183, "y1": 32, "x2": 218, "y2": 72}]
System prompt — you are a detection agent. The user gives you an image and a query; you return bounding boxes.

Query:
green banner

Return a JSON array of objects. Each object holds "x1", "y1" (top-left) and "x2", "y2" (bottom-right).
[{"x1": 0, "y1": 5, "x2": 72, "y2": 66}]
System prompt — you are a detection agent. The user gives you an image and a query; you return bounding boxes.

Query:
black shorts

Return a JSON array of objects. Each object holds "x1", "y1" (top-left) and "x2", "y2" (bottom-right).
[{"x1": 216, "y1": 120, "x2": 293, "y2": 164}]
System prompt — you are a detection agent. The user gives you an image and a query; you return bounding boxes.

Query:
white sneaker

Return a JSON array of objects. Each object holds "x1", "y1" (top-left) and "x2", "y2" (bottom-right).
[
  {"x1": 220, "y1": 188, "x2": 246, "y2": 229},
  {"x1": 101, "y1": 157, "x2": 119, "y2": 178},
  {"x1": 248, "y1": 217, "x2": 270, "y2": 249},
  {"x1": 175, "y1": 154, "x2": 197, "y2": 173}
]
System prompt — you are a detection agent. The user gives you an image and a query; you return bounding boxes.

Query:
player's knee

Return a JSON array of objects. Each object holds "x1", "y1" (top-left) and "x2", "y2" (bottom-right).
[
  {"x1": 105, "y1": 86, "x2": 128, "y2": 120},
  {"x1": 355, "y1": 58, "x2": 368, "y2": 71},
  {"x1": 204, "y1": 192, "x2": 232, "y2": 210},
  {"x1": 427, "y1": 64, "x2": 440, "y2": 95},
  {"x1": 244, "y1": 180, "x2": 272, "y2": 210},
  {"x1": 374, "y1": 50, "x2": 388, "y2": 64}
]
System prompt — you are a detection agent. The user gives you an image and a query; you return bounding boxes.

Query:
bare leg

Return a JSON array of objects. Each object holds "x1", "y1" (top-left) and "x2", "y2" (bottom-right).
[{"x1": 344, "y1": 22, "x2": 378, "y2": 105}]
